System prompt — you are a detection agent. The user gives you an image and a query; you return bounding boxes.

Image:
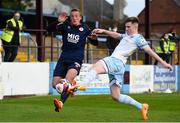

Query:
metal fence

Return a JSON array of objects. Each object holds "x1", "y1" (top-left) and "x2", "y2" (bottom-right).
[{"x1": 0, "y1": 31, "x2": 179, "y2": 65}]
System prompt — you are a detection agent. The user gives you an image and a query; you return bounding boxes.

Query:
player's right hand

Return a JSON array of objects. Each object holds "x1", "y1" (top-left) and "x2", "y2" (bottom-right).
[
  {"x1": 92, "y1": 28, "x2": 105, "y2": 34},
  {"x1": 58, "y1": 13, "x2": 68, "y2": 23},
  {"x1": 162, "y1": 61, "x2": 173, "y2": 71},
  {"x1": 167, "y1": 64, "x2": 173, "y2": 71}
]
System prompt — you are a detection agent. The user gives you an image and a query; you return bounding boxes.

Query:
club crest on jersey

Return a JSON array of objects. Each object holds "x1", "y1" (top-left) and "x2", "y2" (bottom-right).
[
  {"x1": 79, "y1": 27, "x2": 84, "y2": 31},
  {"x1": 67, "y1": 33, "x2": 80, "y2": 43}
]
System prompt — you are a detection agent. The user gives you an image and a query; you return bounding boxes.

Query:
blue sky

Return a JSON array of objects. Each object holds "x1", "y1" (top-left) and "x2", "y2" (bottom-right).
[{"x1": 106, "y1": 0, "x2": 145, "y2": 16}]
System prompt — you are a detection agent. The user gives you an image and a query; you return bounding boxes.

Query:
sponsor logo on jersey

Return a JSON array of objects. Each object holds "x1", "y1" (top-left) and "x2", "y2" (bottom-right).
[
  {"x1": 67, "y1": 33, "x2": 80, "y2": 43},
  {"x1": 140, "y1": 36, "x2": 146, "y2": 44}
]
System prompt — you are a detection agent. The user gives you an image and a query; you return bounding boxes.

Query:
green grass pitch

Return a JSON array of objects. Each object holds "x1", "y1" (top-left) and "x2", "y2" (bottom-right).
[{"x1": 0, "y1": 93, "x2": 180, "y2": 122}]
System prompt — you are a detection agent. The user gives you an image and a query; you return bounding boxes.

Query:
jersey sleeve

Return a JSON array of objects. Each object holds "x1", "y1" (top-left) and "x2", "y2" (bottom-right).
[
  {"x1": 135, "y1": 35, "x2": 149, "y2": 49},
  {"x1": 120, "y1": 33, "x2": 127, "y2": 39},
  {"x1": 56, "y1": 21, "x2": 68, "y2": 32},
  {"x1": 85, "y1": 24, "x2": 92, "y2": 36}
]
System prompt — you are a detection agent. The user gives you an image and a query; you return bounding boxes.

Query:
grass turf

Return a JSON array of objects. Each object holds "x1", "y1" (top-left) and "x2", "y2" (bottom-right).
[{"x1": 0, "y1": 93, "x2": 180, "y2": 122}]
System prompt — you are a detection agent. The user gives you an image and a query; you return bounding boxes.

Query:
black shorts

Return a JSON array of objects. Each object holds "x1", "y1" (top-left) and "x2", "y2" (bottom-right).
[{"x1": 53, "y1": 59, "x2": 82, "y2": 78}]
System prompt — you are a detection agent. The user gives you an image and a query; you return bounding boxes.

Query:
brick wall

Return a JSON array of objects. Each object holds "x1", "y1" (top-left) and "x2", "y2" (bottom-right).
[{"x1": 138, "y1": 0, "x2": 180, "y2": 34}]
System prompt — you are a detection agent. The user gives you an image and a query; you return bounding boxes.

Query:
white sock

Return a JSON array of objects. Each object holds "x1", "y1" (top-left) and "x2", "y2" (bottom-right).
[
  {"x1": 55, "y1": 83, "x2": 62, "y2": 94},
  {"x1": 118, "y1": 94, "x2": 142, "y2": 110}
]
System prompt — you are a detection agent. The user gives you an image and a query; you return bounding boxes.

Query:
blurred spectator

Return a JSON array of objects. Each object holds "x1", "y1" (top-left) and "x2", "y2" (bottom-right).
[
  {"x1": 155, "y1": 28, "x2": 179, "y2": 65},
  {"x1": 106, "y1": 25, "x2": 120, "y2": 55},
  {"x1": 0, "y1": 39, "x2": 2, "y2": 62},
  {"x1": 154, "y1": 33, "x2": 170, "y2": 65},
  {"x1": 0, "y1": 39, "x2": 2, "y2": 52},
  {"x1": 0, "y1": 11, "x2": 24, "y2": 62},
  {"x1": 168, "y1": 28, "x2": 178, "y2": 64}
]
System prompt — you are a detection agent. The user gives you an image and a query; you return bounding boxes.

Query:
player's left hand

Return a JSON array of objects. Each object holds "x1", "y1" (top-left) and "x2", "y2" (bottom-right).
[{"x1": 166, "y1": 64, "x2": 173, "y2": 71}]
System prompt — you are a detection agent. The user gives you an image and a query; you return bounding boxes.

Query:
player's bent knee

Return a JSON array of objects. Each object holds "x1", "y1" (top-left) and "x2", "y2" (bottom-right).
[{"x1": 111, "y1": 94, "x2": 119, "y2": 101}]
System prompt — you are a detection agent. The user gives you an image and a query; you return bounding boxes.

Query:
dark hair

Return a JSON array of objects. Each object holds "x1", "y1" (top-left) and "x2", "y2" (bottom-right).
[
  {"x1": 13, "y1": 11, "x2": 20, "y2": 16},
  {"x1": 125, "y1": 17, "x2": 139, "y2": 24},
  {"x1": 71, "y1": 8, "x2": 80, "y2": 13},
  {"x1": 70, "y1": 8, "x2": 82, "y2": 22},
  {"x1": 70, "y1": 8, "x2": 81, "y2": 16}
]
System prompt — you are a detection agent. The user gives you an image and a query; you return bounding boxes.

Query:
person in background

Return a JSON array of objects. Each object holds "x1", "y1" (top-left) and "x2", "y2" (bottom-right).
[
  {"x1": 168, "y1": 28, "x2": 178, "y2": 64},
  {"x1": 0, "y1": 11, "x2": 24, "y2": 62},
  {"x1": 154, "y1": 33, "x2": 170, "y2": 65},
  {"x1": 0, "y1": 39, "x2": 2, "y2": 62}
]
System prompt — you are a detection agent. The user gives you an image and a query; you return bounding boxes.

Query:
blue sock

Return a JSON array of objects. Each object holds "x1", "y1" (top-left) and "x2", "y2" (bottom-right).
[
  {"x1": 118, "y1": 94, "x2": 142, "y2": 110},
  {"x1": 60, "y1": 92, "x2": 70, "y2": 103}
]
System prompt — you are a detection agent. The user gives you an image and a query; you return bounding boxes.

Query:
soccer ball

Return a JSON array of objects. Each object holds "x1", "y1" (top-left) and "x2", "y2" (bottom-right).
[{"x1": 56, "y1": 79, "x2": 71, "y2": 94}]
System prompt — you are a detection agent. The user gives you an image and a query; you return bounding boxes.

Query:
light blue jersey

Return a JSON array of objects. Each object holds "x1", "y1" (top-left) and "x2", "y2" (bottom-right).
[
  {"x1": 111, "y1": 33, "x2": 149, "y2": 64},
  {"x1": 101, "y1": 33, "x2": 149, "y2": 87}
]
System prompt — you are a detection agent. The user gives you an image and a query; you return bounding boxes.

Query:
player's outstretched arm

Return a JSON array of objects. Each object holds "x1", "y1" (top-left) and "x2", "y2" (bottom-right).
[
  {"x1": 87, "y1": 33, "x2": 99, "y2": 46},
  {"x1": 92, "y1": 28, "x2": 120, "y2": 39},
  {"x1": 143, "y1": 47, "x2": 173, "y2": 70}
]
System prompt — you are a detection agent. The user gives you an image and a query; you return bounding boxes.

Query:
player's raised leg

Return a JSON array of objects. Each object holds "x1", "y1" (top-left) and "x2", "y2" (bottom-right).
[
  {"x1": 52, "y1": 76, "x2": 65, "y2": 112},
  {"x1": 110, "y1": 83, "x2": 149, "y2": 120},
  {"x1": 61, "y1": 68, "x2": 79, "y2": 100},
  {"x1": 53, "y1": 67, "x2": 79, "y2": 112}
]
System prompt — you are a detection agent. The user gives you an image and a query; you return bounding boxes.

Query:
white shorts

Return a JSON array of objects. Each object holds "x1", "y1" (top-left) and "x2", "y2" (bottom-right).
[{"x1": 100, "y1": 56, "x2": 125, "y2": 88}]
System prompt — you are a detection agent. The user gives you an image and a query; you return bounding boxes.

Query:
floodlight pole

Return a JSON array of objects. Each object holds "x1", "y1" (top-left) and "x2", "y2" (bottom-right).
[
  {"x1": 81, "y1": 0, "x2": 84, "y2": 15},
  {"x1": 144, "y1": 0, "x2": 151, "y2": 64},
  {"x1": 36, "y1": 0, "x2": 44, "y2": 62}
]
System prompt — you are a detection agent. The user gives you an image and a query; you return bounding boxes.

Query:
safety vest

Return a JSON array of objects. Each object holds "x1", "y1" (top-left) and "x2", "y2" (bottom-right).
[
  {"x1": 0, "y1": 39, "x2": 2, "y2": 62},
  {"x1": 168, "y1": 33, "x2": 176, "y2": 52},
  {"x1": 0, "y1": 39, "x2": 2, "y2": 52},
  {"x1": 156, "y1": 38, "x2": 169, "y2": 53},
  {"x1": 0, "y1": 18, "x2": 23, "y2": 43}
]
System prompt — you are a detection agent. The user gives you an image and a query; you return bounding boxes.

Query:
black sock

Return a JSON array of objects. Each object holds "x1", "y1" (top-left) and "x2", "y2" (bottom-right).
[{"x1": 60, "y1": 91, "x2": 70, "y2": 103}]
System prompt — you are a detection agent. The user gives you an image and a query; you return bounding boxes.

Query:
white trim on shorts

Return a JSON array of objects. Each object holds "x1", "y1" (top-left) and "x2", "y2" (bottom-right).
[
  {"x1": 109, "y1": 79, "x2": 122, "y2": 88},
  {"x1": 100, "y1": 59, "x2": 108, "y2": 73},
  {"x1": 100, "y1": 59, "x2": 122, "y2": 88}
]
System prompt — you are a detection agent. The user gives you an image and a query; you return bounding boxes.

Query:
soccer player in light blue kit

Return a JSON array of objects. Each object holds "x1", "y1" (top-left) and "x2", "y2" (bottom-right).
[{"x1": 82, "y1": 17, "x2": 173, "y2": 120}]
